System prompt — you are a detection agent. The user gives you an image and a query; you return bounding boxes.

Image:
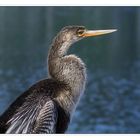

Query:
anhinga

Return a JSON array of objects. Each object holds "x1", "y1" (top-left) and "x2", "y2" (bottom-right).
[{"x1": 0, "y1": 26, "x2": 116, "y2": 133}]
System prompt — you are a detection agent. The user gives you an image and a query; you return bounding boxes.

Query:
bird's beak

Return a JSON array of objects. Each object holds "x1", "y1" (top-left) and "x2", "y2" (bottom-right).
[{"x1": 81, "y1": 29, "x2": 117, "y2": 37}]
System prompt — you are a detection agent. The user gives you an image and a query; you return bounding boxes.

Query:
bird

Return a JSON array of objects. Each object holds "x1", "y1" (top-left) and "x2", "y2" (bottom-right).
[{"x1": 0, "y1": 25, "x2": 116, "y2": 134}]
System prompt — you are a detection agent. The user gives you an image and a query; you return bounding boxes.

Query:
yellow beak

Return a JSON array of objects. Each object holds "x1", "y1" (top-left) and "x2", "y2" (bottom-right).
[{"x1": 82, "y1": 29, "x2": 117, "y2": 37}]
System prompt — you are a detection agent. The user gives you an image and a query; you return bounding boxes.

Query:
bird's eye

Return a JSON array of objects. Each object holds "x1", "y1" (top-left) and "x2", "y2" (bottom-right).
[{"x1": 77, "y1": 29, "x2": 85, "y2": 36}]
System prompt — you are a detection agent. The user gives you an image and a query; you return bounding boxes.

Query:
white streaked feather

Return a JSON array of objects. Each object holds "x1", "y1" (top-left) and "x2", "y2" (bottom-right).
[
  {"x1": 6, "y1": 118, "x2": 25, "y2": 134},
  {"x1": 22, "y1": 119, "x2": 31, "y2": 133},
  {"x1": 14, "y1": 115, "x2": 28, "y2": 133},
  {"x1": 6, "y1": 98, "x2": 57, "y2": 134},
  {"x1": 33, "y1": 100, "x2": 57, "y2": 133},
  {"x1": 14, "y1": 107, "x2": 36, "y2": 133},
  {"x1": 6, "y1": 99, "x2": 41, "y2": 133}
]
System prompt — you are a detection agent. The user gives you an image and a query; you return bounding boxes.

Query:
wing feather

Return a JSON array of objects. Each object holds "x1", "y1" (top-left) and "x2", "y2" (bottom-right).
[
  {"x1": 6, "y1": 101, "x2": 39, "y2": 134},
  {"x1": 32, "y1": 100, "x2": 58, "y2": 133},
  {"x1": 6, "y1": 96, "x2": 57, "y2": 134}
]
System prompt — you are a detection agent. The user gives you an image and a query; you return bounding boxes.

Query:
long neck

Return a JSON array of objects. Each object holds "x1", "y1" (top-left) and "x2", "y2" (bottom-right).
[
  {"x1": 47, "y1": 35, "x2": 86, "y2": 114},
  {"x1": 48, "y1": 35, "x2": 72, "y2": 79},
  {"x1": 48, "y1": 34, "x2": 72, "y2": 59},
  {"x1": 48, "y1": 34, "x2": 86, "y2": 89}
]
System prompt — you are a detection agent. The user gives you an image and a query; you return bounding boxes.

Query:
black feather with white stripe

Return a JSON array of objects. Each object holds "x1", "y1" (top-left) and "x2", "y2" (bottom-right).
[{"x1": 0, "y1": 79, "x2": 70, "y2": 134}]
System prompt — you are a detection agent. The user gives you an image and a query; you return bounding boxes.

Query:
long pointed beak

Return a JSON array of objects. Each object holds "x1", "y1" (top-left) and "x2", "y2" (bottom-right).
[{"x1": 82, "y1": 29, "x2": 117, "y2": 37}]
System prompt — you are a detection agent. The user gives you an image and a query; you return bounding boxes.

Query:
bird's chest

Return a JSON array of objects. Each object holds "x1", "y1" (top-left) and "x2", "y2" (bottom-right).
[
  {"x1": 49, "y1": 55, "x2": 86, "y2": 87},
  {"x1": 60, "y1": 55, "x2": 86, "y2": 84}
]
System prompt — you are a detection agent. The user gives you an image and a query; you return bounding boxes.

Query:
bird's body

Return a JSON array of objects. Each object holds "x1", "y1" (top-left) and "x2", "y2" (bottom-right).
[{"x1": 0, "y1": 26, "x2": 116, "y2": 133}]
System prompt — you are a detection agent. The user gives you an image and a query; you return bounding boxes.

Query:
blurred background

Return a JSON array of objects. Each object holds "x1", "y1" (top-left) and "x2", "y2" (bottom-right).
[{"x1": 0, "y1": 6, "x2": 140, "y2": 133}]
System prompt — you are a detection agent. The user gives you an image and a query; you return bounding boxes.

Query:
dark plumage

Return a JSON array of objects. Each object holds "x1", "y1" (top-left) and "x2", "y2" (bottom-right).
[
  {"x1": 0, "y1": 79, "x2": 70, "y2": 133},
  {"x1": 0, "y1": 26, "x2": 116, "y2": 133}
]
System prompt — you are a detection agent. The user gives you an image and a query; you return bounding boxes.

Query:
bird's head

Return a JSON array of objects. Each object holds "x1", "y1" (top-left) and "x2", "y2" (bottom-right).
[{"x1": 58, "y1": 25, "x2": 117, "y2": 45}]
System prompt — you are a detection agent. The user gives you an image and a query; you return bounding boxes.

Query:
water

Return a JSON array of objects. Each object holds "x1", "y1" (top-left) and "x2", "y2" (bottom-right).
[
  {"x1": 0, "y1": 7, "x2": 140, "y2": 133},
  {"x1": 68, "y1": 67, "x2": 140, "y2": 133}
]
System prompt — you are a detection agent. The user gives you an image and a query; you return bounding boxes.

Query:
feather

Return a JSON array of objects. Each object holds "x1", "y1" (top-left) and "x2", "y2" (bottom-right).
[
  {"x1": 6, "y1": 96, "x2": 57, "y2": 134},
  {"x1": 32, "y1": 100, "x2": 58, "y2": 133}
]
